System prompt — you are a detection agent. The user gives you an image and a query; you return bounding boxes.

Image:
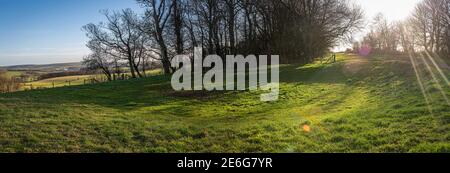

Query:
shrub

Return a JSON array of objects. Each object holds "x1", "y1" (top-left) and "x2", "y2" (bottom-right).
[{"x1": 0, "y1": 71, "x2": 21, "y2": 93}]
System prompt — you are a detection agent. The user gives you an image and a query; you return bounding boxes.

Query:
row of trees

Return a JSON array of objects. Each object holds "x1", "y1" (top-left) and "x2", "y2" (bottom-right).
[
  {"x1": 355, "y1": 14, "x2": 400, "y2": 53},
  {"x1": 356, "y1": 0, "x2": 450, "y2": 62},
  {"x1": 409, "y1": 0, "x2": 450, "y2": 56},
  {"x1": 84, "y1": 0, "x2": 364, "y2": 79}
]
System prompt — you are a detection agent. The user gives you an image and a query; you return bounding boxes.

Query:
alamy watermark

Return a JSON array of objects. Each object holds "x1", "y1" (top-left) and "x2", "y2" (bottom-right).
[{"x1": 171, "y1": 47, "x2": 279, "y2": 101}]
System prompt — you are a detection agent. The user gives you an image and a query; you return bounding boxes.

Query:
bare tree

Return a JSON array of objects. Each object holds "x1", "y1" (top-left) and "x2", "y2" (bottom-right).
[
  {"x1": 83, "y1": 40, "x2": 114, "y2": 81},
  {"x1": 83, "y1": 9, "x2": 149, "y2": 78},
  {"x1": 225, "y1": 0, "x2": 238, "y2": 54},
  {"x1": 137, "y1": 0, "x2": 174, "y2": 74},
  {"x1": 410, "y1": 0, "x2": 449, "y2": 54},
  {"x1": 172, "y1": 0, "x2": 185, "y2": 55}
]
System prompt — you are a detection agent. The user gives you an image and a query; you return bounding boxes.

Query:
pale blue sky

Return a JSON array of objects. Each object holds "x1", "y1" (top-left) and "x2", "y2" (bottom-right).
[
  {"x1": 0, "y1": 0, "x2": 141, "y2": 66},
  {"x1": 0, "y1": 0, "x2": 422, "y2": 66}
]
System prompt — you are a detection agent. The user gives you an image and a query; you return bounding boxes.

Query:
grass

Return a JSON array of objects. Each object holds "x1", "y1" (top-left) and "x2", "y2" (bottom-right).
[
  {"x1": 0, "y1": 54, "x2": 448, "y2": 153},
  {"x1": 23, "y1": 75, "x2": 101, "y2": 89},
  {"x1": 22, "y1": 69, "x2": 163, "y2": 90}
]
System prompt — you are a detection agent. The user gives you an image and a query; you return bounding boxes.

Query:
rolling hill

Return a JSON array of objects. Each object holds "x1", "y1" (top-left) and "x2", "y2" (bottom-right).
[
  {"x1": 0, "y1": 54, "x2": 448, "y2": 153},
  {"x1": 0, "y1": 62, "x2": 83, "y2": 72}
]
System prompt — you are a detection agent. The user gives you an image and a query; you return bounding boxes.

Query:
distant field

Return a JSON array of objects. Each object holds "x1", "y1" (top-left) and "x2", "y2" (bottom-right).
[
  {"x1": 22, "y1": 69, "x2": 163, "y2": 90},
  {"x1": 4, "y1": 62, "x2": 83, "y2": 72},
  {"x1": 3, "y1": 71, "x2": 24, "y2": 78},
  {"x1": 0, "y1": 54, "x2": 448, "y2": 153},
  {"x1": 23, "y1": 75, "x2": 101, "y2": 90}
]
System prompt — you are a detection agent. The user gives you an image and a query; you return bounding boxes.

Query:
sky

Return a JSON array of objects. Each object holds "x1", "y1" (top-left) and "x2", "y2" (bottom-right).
[
  {"x1": 0, "y1": 0, "x2": 141, "y2": 66},
  {"x1": 0, "y1": 0, "x2": 423, "y2": 66},
  {"x1": 356, "y1": 0, "x2": 422, "y2": 22}
]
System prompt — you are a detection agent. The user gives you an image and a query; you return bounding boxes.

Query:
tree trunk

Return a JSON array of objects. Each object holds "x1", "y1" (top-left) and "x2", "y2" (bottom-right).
[
  {"x1": 127, "y1": 54, "x2": 137, "y2": 78},
  {"x1": 160, "y1": 43, "x2": 171, "y2": 74},
  {"x1": 173, "y1": 0, "x2": 184, "y2": 55},
  {"x1": 226, "y1": 0, "x2": 236, "y2": 54}
]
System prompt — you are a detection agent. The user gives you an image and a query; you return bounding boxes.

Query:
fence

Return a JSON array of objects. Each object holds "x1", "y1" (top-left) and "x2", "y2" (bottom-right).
[
  {"x1": 20, "y1": 75, "x2": 123, "y2": 91},
  {"x1": 2, "y1": 72, "x2": 161, "y2": 93},
  {"x1": 321, "y1": 53, "x2": 337, "y2": 64}
]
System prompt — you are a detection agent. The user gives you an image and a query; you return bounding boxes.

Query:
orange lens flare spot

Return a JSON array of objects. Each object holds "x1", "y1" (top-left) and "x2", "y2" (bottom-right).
[{"x1": 302, "y1": 125, "x2": 311, "y2": 132}]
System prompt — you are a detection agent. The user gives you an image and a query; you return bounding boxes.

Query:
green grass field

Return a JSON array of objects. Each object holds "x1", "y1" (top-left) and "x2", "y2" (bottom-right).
[{"x1": 0, "y1": 54, "x2": 448, "y2": 153}]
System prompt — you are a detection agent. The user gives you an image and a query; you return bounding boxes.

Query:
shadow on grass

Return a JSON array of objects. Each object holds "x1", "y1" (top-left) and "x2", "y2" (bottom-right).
[
  {"x1": 0, "y1": 61, "x2": 352, "y2": 114},
  {"x1": 280, "y1": 62, "x2": 349, "y2": 84}
]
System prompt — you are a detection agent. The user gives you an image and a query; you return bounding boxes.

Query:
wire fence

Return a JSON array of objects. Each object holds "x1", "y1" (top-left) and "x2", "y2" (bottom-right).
[
  {"x1": 20, "y1": 74, "x2": 135, "y2": 91},
  {"x1": 2, "y1": 71, "x2": 162, "y2": 93}
]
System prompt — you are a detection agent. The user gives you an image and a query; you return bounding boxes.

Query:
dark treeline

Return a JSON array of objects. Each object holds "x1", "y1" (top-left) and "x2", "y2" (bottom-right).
[
  {"x1": 355, "y1": 0, "x2": 450, "y2": 63},
  {"x1": 83, "y1": 0, "x2": 364, "y2": 79}
]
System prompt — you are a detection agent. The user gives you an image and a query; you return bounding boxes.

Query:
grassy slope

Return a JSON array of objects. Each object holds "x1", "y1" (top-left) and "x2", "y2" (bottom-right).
[{"x1": 0, "y1": 54, "x2": 448, "y2": 153}]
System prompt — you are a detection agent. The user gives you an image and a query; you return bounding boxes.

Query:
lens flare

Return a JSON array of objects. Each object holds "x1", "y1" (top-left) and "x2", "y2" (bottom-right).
[
  {"x1": 424, "y1": 50, "x2": 450, "y2": 87},
  {"x1": 407, "y1": 51, "x2": 433, "y2": 114},
  {"x1": 418, "y1": 53, "x2": 450, "y2": 106}
]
